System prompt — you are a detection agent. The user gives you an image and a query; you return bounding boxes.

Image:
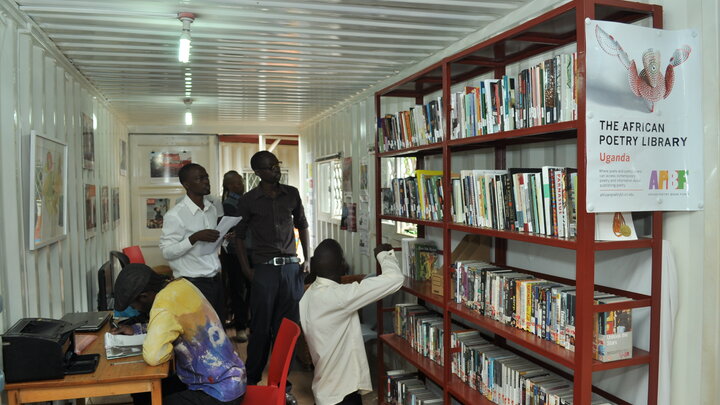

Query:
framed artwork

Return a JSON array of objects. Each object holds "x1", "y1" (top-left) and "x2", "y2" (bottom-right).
[
  {"x1": 101, "y1": 186, "x2": 109, "y2": 232},
  {"x1": 145, "y1": 198, "x2": 169, "y2": 229},
  {"x1": 85, "y1": 184, "x2": 97, "y2": 238},
  {"x1": 29, "y1": 131, "x2": 68, "y2": 250},
  {"x1": 149, "y1": 151, "x2": 192, "y2": 183},
  {"x1": 111, "y1": 187, "x2": 120, "y2": 228},
  {"x1": 134, "y1": 187, "x2": 184, "y2": 245},
  {"x1": 120, "y1": 140, "x2": 127, "y2": 176},
  {"x1": 81, "y1": 113, "x2": 94, "y2": 170}
]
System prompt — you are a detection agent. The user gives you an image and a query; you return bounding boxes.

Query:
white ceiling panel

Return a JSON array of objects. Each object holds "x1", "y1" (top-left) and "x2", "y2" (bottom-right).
[{"x1": 15, "y1": 0, "x2": 532, "y2": 126}]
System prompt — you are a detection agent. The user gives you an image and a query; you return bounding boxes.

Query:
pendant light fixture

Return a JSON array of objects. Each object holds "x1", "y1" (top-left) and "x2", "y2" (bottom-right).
[
  {"x1": 184, "y1": 98, "x2": 193, "y2": 125},
  {"x1": 178, "y1": 12, "x2": 195, "y2": 63}
]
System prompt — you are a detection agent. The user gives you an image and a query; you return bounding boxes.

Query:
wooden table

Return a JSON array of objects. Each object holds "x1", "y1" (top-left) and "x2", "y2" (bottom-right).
[{"x1": 4, "y1": 323, "x2": 169, "y2": 405}]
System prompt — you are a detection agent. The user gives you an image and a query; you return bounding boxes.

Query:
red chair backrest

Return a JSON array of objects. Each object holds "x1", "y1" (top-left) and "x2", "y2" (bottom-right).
[
  {"x1": 122, "y1": 246, "x2": 146, "y2": 264},
  {"x1": 267, "y1": 318, "x2": 301, "y2": 390}
]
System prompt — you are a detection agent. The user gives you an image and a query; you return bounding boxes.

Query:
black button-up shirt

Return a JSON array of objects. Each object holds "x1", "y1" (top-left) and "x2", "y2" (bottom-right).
[{"x1": 236, "y1": 183, "x2": 308, "y2": 264}]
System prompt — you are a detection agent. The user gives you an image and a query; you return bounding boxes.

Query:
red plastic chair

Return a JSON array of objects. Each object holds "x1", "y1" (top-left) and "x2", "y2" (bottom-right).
[
  {"x1": 122, "y1": 245, "x2": 146, "y2": 264},
  {"x1": 242, "y1": 318, "x2": 301, "y2": 405}
]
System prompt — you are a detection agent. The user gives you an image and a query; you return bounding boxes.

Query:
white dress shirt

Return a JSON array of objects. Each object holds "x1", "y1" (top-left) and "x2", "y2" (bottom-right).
[
  {"x1": 299, "y1": 250, "x2": 404, "y2": 405},
  {"x1": 159, "y1": 195, "x2": 221, "y2": 278}
]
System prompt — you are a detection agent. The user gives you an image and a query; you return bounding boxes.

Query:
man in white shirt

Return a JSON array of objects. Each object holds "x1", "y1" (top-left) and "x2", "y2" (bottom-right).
[
  {"x1": 299, "y1": 240, "x2": 404, "y2": 405},
  {"x1": 159, "y1": 163, "x2": 225, "y2": 319}
]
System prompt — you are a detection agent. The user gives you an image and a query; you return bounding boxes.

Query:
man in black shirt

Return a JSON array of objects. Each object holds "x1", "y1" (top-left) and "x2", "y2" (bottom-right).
[{"x1": 235, "y1": 151, "x2": 309, "y2": 391}]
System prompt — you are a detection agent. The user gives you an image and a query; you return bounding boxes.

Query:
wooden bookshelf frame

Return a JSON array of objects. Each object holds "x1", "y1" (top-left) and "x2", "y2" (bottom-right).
[{"x1": 374, "y1": 1, "x2": 663, "y2": 404}]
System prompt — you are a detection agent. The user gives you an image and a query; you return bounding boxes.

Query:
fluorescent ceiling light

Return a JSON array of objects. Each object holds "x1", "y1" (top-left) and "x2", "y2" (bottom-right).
[
  {"x1": 185, "y1": 111, "x2": 193, "y2": 125},
  {"x1": 178, "y1": 13, "x2": 195, "y2": 63}
]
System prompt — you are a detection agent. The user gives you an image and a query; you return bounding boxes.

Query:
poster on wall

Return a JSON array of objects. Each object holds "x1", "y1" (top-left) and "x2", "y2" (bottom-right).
[
  {"x1": 358, "y1": 201, "x2": 370, "y2": 256},
  {"x1": 81, "y1": 113, "x2": 94, "y2": 170},
  {"x1": 340, "y1": 202, "x2": 357, "y2": 232},
  {"x1": 112, "y1": 187, "x2": 120, "y2": 228},
  {"x1": 150, "y1": 151, "x2": 192, "y2": 182},
  {"x1": 85, "y1": 184, "x2": 97, "y2": 238},
  {"x1": 29, "y1": 131, "x2": 67, "y2": 250},
  {"x1": 586, "y1": 20, "x2": 702, "y2": 212},
  {"x1": 359, "y1": 156, "x2": 369, "y2": 202},
  {"x1": 101, "y1": 186, "x2": 109, "y2": 232},
  {"x1": 146, "y1": 198, "x2": 170, "y2": 229},
  {"x1": 341, "y1": 157, "x2": 352, "y2": 196},
  {"x1": 120, "y1": 140, "x2": 127, "y2": 176}
]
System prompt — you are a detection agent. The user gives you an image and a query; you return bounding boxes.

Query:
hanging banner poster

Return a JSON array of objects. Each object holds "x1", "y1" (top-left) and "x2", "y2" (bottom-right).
[{"x1": 586, "y1": 20, "x2": 702, "y2": 212}]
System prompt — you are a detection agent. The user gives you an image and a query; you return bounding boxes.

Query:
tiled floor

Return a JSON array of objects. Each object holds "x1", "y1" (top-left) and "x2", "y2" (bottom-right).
[{"x1": 87, "y1": 328, "x2": 378, "y2": 405}]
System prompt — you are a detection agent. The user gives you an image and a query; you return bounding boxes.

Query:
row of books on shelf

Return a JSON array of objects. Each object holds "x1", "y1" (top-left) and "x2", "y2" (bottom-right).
[
  {"x1": 451, "y1": 331, "x2": 616, "y2": 405},
  {"x1": 382, "y1": 165, "x2": 577, "y2": 238},
  {"x1": 391, "y1": 303, "x2": 617, "y2": 405},
  {"x1": 382, "y1": 170, "x2": 445, "y2": 221},
  {"x1": 454, "y1": 167, "x2": 577, "y2": 237},
  {"x1": 450, "y1": 52, "x2": 578, "y2": 140},
  {"x1": 400, "y1": 238, "x2": 441, "y2": 281},
  {"x1": 378, "y1": 97, "x2": 444, "y2": 152},
  {"x1": 454, "y1": 260, "x2": 633, "y2": 362},
  {"x1": 377, "y1": 52, "x2": 578, "y2": 152},
  {"x1": 394, "y1": 304, "x2": 447, "y2": 366},
  {"x1": 385, "y1": 371, "x2": 442, "y2": 405}
]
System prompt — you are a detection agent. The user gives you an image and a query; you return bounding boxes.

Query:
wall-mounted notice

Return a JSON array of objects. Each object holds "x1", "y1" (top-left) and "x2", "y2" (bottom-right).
[{"x1": 586, "y1": 20, "x2": 702, "y2": 212}]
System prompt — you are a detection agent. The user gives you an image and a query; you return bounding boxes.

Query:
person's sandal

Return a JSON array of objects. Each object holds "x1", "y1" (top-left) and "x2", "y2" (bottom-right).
[{"x1": 285, "y1": 393, "x2": 298, "y2": 405}]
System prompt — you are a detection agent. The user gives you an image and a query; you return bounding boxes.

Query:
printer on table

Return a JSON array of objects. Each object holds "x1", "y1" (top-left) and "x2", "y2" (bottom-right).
[{"x1": 2, "y1": 317, "x2": 99, "y2": 383}]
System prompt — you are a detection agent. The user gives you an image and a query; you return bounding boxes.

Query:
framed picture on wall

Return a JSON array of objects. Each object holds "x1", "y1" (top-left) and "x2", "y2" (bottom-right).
[
  {"x1": 101, "y1": 186, "x2": 109, "y2": 232},
  {"x1": 145, "y1": 198, "x2": 169, "y2": 229},
  {"x1": 112, "y1": 187, "x2": 120, "y2": 229},
  {"x1": 120, "y1": 140, "x2": 127, "y2": 176},
  {"x1": 85, "y1": 184, "x2": 97, "y2": 238},
  {"x1": 81, "y1": 113, "x2": 94, "y2": 170},
  {"x1": 134, "y1": 187, "x2": 184, "y2": 245},
  {"x1": 149, "y1": 151, "x2": 192, "y2": 183},
  {"x1": 29, "y1": 131, "x2": 68, "y2": 250}
]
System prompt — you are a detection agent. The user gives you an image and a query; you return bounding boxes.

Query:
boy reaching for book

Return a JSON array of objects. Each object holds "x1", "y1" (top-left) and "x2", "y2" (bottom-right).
[
  {"x1": 300, "y1": 240, "x2": 404, "y2": 405},
  {"x1": 111, "y1": 263, "x2": 246, "y2": 405}
]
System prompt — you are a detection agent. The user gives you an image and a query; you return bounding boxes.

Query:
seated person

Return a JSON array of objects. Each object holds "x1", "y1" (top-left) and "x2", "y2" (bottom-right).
[
  {"x1": 299, "y1": 240, "x2": 404, "y2": 405},
  {"x1": 112, "y1": 263, "x2": 246, "y2": 405}
]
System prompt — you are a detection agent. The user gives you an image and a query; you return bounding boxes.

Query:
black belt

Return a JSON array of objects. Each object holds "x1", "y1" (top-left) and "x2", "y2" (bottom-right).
[
  {"x1": 261, "y1": 256, "x2": 300, "y2": 266},
  {"x1": 184, "y1": 273, "x2": 221, "y2": 282}
]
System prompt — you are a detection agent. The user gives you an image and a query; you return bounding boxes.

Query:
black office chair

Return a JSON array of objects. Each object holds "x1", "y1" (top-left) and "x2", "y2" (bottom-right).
[
  {"x1": 109, "y1": 251, "x2": 130, "y2": 269},
  {"x1": 97, "y1": 260, "x2": 114, "y2": 311}
]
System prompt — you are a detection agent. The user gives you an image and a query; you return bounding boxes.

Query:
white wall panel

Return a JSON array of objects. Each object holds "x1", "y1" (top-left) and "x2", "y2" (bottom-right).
[{"x1": 0, "y1": 7, "x2": 130, "y2": 330}]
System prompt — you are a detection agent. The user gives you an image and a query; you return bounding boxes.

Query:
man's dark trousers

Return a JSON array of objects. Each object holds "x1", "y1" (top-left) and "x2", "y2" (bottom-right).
[
  {"x1": 184, "y1": 274, "x2": 226, "y2": 322},
  {"x1": 246, "y1": 261, "x2": 304, "y2": 385}
]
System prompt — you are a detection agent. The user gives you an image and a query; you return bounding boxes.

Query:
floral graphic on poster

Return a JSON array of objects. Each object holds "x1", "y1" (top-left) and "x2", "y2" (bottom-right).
[
  {"x1": 146, "y1": 198, "x2": 169, "y2": 229},
  {"x1": 30, "y1": 132, "x2": 67, "y2": 249},
  {"x1": 150, "y1": 151, "x2": 192, "y2": 181}
]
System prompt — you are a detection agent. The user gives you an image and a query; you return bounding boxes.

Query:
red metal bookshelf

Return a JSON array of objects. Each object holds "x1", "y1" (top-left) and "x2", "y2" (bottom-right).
[{"x1": 374, "y1": 1, "x2": 663, "y2": 404}]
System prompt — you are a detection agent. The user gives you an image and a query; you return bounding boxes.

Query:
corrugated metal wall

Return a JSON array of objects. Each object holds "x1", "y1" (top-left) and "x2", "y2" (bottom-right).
[
  {"x1": 300, "y1": 97, "x2": 376, "y2": 275},
  {"x1": 0, "y1": 7, "x2": 130, "y2": 331}
]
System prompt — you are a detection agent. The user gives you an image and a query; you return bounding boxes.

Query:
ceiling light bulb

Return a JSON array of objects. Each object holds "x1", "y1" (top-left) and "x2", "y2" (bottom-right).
[
  {"x1": 177, "y1": 13, "x2": 195, "y2": 63},
  {"x1": 185, "y1": 111, "x2": 193, "y2": 125},
  {"x1": 179, "y1": 34, "x2": 191, "y2": 63}
]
